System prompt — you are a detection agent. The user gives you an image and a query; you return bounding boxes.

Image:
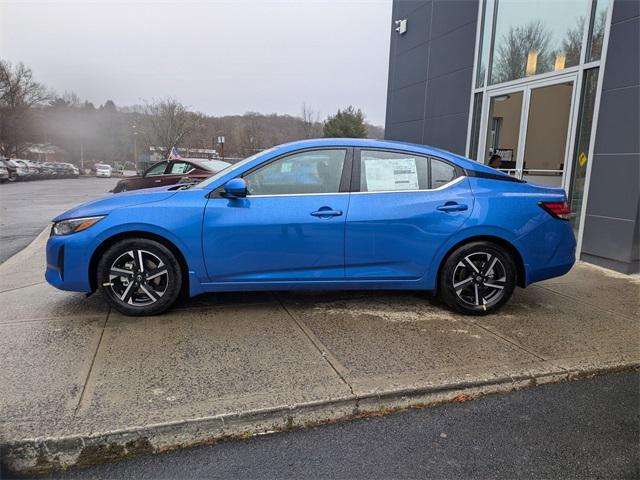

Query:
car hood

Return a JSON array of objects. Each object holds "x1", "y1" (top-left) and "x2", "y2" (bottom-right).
[{"x1": 53, "y1": 186, "x2": 178, "y2": 222}]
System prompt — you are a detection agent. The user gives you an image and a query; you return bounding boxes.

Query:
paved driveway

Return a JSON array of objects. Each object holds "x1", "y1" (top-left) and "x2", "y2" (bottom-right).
[{"x1": 0, "y1": 177, "x2": 118, "y2": 263}]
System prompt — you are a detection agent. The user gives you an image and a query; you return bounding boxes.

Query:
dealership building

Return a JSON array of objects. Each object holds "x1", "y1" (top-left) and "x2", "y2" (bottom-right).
[{"x1": 385, "y1": 0, "x2": 639, "y2": 273}]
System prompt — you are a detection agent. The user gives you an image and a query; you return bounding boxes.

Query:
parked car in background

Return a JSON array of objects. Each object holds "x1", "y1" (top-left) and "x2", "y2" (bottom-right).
[
  {"x1": 0, "y1": 161, "x2": 9, "y2": 182},
  {"x1": 1, "y1": 159, "x2": 16, "y2": 181},
  {"x1": 41, "y1": 162, "x2": 77, "y2": 178},
  {"x1": 17, "y1": 159, "x2": 39, "y2": 177},
  {"x1": 95, "y1": 163, "x2": 112, "y2": 178},
  {"x1": 63, "y1": 162, "x2": 80, "y2": 177},
  {"x1": 36, "y1": 162, "x2": 58, "y2": 178},
  {"x1": 7, "y1": 160, "x2": 31, "y2": 181},
  {"x1": 111, "y1": 158, "x2": 230, "y2": 193},
  {"x1": 46, "y1": 138, "x2": 575, "y2": 317}
]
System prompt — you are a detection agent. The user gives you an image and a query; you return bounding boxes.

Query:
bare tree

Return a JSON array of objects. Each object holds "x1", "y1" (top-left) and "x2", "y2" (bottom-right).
[
  {"x1": 0, "y1": 60, "x2": 50, "y2": 157},
  {"x1": 136, "y1": 98, "x2": 197, "y2": 158},
  {"x1": 558, "y1": 17, "x2": 585, "y2": 68},
  {"x1": 300, "y1": 103, "x2": 321, "y2": 139},
  {"x1": 492, "y1": 21, "x2": 552, "y2": 84}
]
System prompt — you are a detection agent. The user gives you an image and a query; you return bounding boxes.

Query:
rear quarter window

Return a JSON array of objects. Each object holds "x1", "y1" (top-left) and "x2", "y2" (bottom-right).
[{"x1": 430, "y1": 159, "x2": 458, "y2": 188}]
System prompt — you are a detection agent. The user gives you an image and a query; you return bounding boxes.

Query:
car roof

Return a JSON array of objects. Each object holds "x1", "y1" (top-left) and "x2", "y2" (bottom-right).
[
  {"x1": 186, "y1": 158, "x2": 230, "y2": 170},
  {"x1": 267, "y1": 138, "x2": 508, "y2": 178}
]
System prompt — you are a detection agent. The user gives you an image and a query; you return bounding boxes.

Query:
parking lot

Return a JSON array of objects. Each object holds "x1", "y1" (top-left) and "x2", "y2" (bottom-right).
[{"x1": 0, "y1": 177, "x2": 118, "y2": 263}]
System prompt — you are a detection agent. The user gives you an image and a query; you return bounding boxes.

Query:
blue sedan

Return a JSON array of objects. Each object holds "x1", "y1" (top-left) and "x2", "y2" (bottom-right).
[{"x1": 45, "y1": 139, "x2": 575, "y2": 316}]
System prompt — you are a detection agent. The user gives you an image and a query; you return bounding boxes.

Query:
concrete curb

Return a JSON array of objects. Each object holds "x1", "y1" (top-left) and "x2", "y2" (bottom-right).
[{"x1": 2, "y1": 362, "x2": 637, "y2": 476}]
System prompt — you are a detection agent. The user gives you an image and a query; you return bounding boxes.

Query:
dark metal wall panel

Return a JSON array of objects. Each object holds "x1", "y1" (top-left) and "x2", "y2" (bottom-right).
[
  {"x1": 581, "y1": 0, "x2": 640, "y2": 273},
  {"x1": 385, "y1": 0, "x2": 478, "y2": 155}
]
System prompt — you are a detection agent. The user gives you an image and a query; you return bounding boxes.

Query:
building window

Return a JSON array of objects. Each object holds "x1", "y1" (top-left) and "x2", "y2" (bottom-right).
[
  {"x1": 568, "y1": 68, "x2": 599, "y2": 232},
  {"x1": 475, "y1": 0, "x2": 496, "y2": 88},
  {"x1": 586, "y1": 0, "x2": 609, "y2": 61},
  {"x1": 468, "y1": 93, "x2": 483, "y2": 160},
  {"x1": 489, "y1": 0, "x2": 589, "y2": 85}
]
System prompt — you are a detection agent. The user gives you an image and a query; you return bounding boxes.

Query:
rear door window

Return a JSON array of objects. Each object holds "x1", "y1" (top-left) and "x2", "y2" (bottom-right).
[
  {"x1": 168, "y1": 162, "x2": 193, "y2": 175},
  {"x1": 359, "y1": 150, "x2": 429, "y2": 192}
]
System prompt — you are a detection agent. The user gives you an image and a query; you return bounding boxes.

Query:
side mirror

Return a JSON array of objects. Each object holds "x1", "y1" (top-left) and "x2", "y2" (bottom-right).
[{"x1": 223, "y1": 178, "x2": 247, "y2": 198}]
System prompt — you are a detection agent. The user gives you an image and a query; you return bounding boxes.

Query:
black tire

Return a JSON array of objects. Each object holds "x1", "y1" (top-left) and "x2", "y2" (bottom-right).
[
  {"x1": 7, "y1": 173, "x2": 17, "y2": 182},
  {"x1": 97, "y1": 238, "x2": 182, "y2": 316},
  {"x1": 438, "y1": 241, "x2": 516, "y2": 316}
]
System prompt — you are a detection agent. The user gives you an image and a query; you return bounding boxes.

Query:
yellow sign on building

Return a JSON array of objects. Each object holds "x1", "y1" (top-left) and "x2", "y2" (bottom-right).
[{"x1": 578, "y1": 152, "x2": 587, "y2": 167}]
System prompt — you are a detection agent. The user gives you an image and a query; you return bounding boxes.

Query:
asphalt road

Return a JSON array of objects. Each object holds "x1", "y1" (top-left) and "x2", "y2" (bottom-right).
[
  {"x1": 0, "y1": 177, "x2": 118, "y2": 263},
  {"x1": 46, "y1": 371, "x2": 639, "y2": 480}
]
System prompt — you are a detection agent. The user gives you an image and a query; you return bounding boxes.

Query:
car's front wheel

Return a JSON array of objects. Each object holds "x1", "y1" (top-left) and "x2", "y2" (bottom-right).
[
  {"x1": 97, "y1": 238, "x2": 182, "y2": 316},
  {"x1": 438, "y1": 241, "x2": 516, "y2": 315}
]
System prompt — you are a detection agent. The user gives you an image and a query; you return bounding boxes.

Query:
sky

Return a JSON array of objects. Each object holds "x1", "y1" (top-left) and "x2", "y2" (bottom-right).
[{"x1": 0, "y1": 0, "x2": 392, "y2": 125}]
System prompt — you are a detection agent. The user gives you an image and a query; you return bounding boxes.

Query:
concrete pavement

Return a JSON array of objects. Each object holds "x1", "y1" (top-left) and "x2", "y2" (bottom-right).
[{"x1": 0, "y1": 230, "x2": 638, "y2": 475}]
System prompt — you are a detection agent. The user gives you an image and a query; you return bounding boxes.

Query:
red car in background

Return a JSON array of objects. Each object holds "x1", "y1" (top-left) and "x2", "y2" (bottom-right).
[{"x1": 111, "y1": 158, "x2": 230, "y2": 193}]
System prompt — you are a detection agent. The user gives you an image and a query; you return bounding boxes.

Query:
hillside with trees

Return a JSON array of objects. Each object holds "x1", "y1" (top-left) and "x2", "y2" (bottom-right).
[{"x1": 0, "y1": 60, "x2": 384, "y2": 166}]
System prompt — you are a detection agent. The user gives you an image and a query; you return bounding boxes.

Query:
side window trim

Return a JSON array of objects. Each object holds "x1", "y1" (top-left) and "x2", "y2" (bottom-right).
[
  {"x1": 352, "y1": 148, "x2": 463, "y2": 193},
  {"x1": 238, "y1": 147, "x2": 353, "y2": 197}
]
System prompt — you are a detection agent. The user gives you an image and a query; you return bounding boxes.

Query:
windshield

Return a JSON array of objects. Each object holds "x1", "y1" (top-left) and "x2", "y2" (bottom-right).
[{"x1": 195, "y1": 147, "x2": 278, "y2": 189}]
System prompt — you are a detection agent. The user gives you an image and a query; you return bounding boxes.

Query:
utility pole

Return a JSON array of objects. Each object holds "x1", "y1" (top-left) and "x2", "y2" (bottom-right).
[
  {"x1": 80, "y1": 143, "x2": 84, "y2": 170},
  {"x1": 132, "y1": 124, "x2": 138, "y2": 172},
  {"x1": 217, "y1": 135, "x2": 225, "y2": 160}
]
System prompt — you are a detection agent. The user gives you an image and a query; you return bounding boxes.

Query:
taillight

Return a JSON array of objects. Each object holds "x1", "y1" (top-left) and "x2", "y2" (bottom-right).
[{"x1": 539, "y1": 201, "x2": 572, "y2": 220}]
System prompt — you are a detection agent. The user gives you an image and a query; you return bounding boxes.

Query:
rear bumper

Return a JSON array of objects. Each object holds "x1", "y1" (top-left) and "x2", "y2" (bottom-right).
[{"x1": 523, "y1": 220, "x2": 576, "y2": 285}]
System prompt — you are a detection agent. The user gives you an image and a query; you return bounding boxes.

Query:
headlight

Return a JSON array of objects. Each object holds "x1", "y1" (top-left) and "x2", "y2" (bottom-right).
[{"x1": 51, "y1": 216, "x2": 105, "y2": 236}]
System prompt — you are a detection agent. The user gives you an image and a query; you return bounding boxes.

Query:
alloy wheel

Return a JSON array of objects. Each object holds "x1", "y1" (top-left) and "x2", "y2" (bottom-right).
[
  {"x1": 107, "y1": 249, "x2": 169, "y2": 306},
  {"x1": 452, "y1": 252, "x2": 507, "y2": 308}
]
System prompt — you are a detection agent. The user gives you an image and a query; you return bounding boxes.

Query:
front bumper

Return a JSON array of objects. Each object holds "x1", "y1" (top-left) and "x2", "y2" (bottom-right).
[{"x1": 45, "y1": 233, "x2": 93, "y2": 293}]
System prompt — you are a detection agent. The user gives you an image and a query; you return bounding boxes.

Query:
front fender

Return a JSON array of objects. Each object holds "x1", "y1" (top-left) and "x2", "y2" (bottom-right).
[{"x1": 84, "y1": 222, "x2": 207, "y2": 297}]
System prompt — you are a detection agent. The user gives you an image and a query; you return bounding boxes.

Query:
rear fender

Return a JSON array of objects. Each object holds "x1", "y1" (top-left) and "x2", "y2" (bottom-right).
[{"x1": 425, "y1": 225, "x2": 527, "y2": 291}]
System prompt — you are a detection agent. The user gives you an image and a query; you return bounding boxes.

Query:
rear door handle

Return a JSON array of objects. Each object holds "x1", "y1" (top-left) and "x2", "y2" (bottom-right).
[
  {"x1": 437, "y1": 202, "x2": 468, "y2": 212},
  {"x1": 311, "y1": 208, "x2": 343, "y2": 218}
]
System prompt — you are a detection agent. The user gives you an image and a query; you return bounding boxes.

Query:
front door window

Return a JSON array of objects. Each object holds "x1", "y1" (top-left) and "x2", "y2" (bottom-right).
[
  {"x1": 145, "y1": 162, "x2": 168, "y2": 176},
  {"x1": 244, "y1": 149, "x2": 346, "y2": 195}
]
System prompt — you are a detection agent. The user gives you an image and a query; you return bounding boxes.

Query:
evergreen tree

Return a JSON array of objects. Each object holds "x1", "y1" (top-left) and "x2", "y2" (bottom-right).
[{"x1": 323, "y1": 106, "x2": 367, "y2": 138}]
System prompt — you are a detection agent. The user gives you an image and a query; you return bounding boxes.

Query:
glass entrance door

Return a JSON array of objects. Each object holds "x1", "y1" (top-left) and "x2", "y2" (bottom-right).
[
  {"x1": 521, "y1": 81, "x2": 575, "y2": 186},
  {"x1": 480, "y1": 75, "x2": 577, "y2": 189},
  {"x1": 483, "y1": 91, "x2": 524, "y2": 175}
]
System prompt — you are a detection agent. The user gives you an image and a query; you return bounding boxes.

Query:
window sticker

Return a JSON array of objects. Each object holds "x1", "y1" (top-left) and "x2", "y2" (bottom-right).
[
  {"x1": 363, "y1": 157, "x2": 419, "y2": 191},
  {"x1": 174, "y1": 163, "x2": 188, "y2": 174}
]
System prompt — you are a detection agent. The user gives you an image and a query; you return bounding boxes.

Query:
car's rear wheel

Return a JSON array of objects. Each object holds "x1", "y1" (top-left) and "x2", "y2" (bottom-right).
[
  {"x1": 7, "y1": 173, "x2": 17, "y2": 182},
  {"x1": 97, "y1": 238, "x2": 182, "y2": 316},
  {"x1": 438, "y1": 241, "x2": 516, "y2": 315}
]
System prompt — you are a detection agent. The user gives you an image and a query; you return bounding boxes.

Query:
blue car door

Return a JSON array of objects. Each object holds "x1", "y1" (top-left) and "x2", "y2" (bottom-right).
[
  {"x1": 345, "y1": 149, "x2": 473, "y2": 280},
  {"x1": 202, "y1": 148, "x2": 351, "y2": 282}
]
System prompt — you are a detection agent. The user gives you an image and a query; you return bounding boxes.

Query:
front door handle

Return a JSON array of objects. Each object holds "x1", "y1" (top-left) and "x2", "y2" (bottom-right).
[
  {"x1": 437, "y1": 202, "x2": 468, "y2": 212},
  {"x1": 311, "y1": 207, "x2": 343, "y2": 218},
  {"x1": 154, "y1": 179, "x2": 162, "y2": 183}
]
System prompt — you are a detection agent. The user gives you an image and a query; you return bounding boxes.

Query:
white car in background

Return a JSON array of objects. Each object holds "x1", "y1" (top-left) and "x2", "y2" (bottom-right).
[
  {"x1": 8, "y1": 159, "x2": 31, "y2": 180},
  {"x1": 95, "y1": 164, "x2": 112, "y2": 178}
]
